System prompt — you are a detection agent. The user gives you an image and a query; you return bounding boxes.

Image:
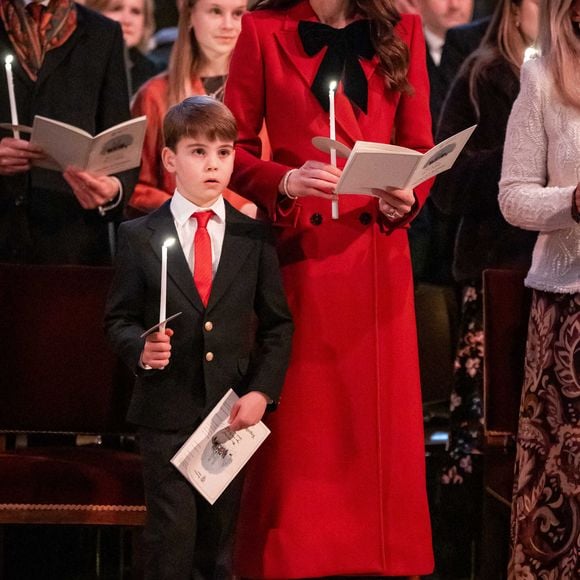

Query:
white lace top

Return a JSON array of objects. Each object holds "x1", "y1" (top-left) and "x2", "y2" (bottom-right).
[{"x1": 499, "y1": 57, "x2": 580, "y2": 293}]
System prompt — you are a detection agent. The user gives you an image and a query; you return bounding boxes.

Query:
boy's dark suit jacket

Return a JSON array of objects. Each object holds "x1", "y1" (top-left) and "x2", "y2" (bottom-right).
[
  {"x1": 105, "y1": 200, "x2": 293, "y2": 430},
  {"x1": 0, "y1": 5, "x2": 137, "y2": 265}
]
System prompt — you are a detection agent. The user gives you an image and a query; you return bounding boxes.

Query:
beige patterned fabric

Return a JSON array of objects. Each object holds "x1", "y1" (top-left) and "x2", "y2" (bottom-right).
[{"x1": 509, "y1": 291, "x2": 580, "y2": 580}]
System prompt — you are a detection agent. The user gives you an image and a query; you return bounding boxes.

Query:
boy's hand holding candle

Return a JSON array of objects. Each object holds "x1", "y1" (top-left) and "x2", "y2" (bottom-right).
[{"x1": 141, "y1": 328, "x2": 174, "y2": 370}]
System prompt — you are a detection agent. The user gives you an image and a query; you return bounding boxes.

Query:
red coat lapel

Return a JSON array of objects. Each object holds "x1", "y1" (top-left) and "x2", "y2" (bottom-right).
[{"x1": 273, "y1": 1, "x2": 378, "y2": 147}]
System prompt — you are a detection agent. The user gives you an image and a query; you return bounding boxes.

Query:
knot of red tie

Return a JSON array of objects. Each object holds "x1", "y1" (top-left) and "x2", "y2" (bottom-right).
[
  {"x1": 191, "y1": 210, "x2": 214, "y2": 307},
  {"x1": 192, "y1": 210, "x2": 213, "y2": 229}
]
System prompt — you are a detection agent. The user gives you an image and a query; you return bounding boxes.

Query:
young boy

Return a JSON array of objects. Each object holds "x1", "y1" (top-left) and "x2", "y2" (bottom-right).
[{"x1": 105, "y1": 96, "x2": 293, "y2": 580}]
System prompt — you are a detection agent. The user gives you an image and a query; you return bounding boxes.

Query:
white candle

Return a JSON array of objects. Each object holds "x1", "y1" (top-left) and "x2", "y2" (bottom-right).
[
  {"x1": 329, "y1": 80, "x2": 337, "y2": 164},
  {"x1": 329, "y1": 80, "x2": 338, "y2": 219},
  {"x1": 159, "y1": 237, "x2": 176, "y2": 330},
  {"x1": 4, "y1": 55, "x2": 19, "y2": 139}
]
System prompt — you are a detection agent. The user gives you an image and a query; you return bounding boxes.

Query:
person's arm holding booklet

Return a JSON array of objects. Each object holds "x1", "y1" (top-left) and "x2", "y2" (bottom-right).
[
  {"x1": 317, "y1": 125, "x2": 477, "y2": 195},
  {"x1": 311, "y1": 125, "x2": 476, "y2": 221},
  {"x1": 170, "y1": 389, "x2": 272, "y2": 505},
  {"x1": 33, "y1": 115, "x2": 147, "y2": 214},
  {"x1": 0, "y1": 115, "x2": 147, "y2": 214}
]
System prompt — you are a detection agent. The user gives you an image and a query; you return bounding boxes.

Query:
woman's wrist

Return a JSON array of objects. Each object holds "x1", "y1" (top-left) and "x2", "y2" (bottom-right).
[{"x1": 279, "y1": 169, "x2": 298, "y2": 200}]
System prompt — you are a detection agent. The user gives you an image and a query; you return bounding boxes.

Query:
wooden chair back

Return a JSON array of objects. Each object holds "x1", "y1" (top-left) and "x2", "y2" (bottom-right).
[{"x1": 0, "y1": 263, "x2": 145, "y2": 526}]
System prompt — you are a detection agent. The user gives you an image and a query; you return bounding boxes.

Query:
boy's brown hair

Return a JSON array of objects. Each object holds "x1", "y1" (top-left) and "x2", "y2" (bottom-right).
[{"x1": 163, "y1": 96, "x2": 238, "y2": 150}]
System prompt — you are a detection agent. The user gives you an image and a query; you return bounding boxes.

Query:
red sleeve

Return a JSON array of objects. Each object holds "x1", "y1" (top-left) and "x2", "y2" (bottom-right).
[
  {"x1": 225, "y1": 13, "x2": 290, "y2": 220},
  {"x1": 128, "y1": 77, "x2": 172, "y2": 213}
]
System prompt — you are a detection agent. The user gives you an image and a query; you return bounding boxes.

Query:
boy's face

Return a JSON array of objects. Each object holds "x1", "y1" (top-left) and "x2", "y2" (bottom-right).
[{"x1": 162, "y1": 136, "x2": 235, "y2": 207}]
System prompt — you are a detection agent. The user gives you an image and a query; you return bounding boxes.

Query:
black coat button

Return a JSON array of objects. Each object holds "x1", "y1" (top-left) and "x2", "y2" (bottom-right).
[
  {"x1": 359, "y1": 212, "x2": 372, "y2": 225},
  {"x1": 310, "y1": 213, "x2": 323, "y2": 226}
]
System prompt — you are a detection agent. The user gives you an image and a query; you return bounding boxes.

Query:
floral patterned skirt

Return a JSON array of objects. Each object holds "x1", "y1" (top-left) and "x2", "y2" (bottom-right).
[
  {"x1": 437, "y1": 283, "x2": 485, "y2": 576},
  {"x1": 509, "y1": 290, "x2": 580, "y2": 580},
  {"x1": 441, "y1": 282, "x2": 484, "y2": 486}
]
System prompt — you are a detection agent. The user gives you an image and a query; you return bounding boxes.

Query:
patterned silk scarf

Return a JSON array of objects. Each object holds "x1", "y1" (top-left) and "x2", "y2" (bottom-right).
[{"x1": 0, "y1": 0, "x2": 77, "y2": 81}]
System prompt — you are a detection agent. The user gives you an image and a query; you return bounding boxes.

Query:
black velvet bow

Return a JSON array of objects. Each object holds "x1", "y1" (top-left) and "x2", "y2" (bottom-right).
[{"x1": 298, "y1": 19, "x2": 374, "y2": 114}]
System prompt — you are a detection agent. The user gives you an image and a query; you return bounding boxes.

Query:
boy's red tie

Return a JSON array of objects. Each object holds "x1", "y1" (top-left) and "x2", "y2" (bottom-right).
[{"x1": 192, "y1": 210, "x2": 214, "y2": 306}]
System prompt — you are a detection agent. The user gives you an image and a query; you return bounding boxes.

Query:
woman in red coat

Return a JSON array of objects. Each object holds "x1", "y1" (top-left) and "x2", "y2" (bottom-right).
[{"x1": 225, "y1": 1, "x2": 434, "y2": 577}]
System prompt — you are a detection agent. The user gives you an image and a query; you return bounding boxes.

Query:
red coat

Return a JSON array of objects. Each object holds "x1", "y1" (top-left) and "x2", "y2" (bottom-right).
[{"x1": 225, "y1": 3, "x2": 434, "y2": 577}]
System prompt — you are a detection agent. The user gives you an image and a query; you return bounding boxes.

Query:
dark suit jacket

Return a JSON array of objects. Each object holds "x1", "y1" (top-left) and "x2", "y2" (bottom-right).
[
  {"x1": 0, "y1": 5, "x2": 137, "y2": 265},
  {"x1": 410, "y1": 18, "x2": 492, "y2": 284},
  {"x1": 409, "y1": 45, "x2": 457, "y2": 285},
  {"x1": 426, "y1": 50, "x2": 448, "y2": 133},
  {"x1": 431, "y1": 58, "x2": 536, "y2": 282},
  {"x1": 127, "y1": 47, "x2": 159, "y2": 96},
  {"x1": 105, "y1": 200, "x2": 294, "y2": 430},
  {"x1": 439, "y1": 17, "x2": 491, "y2": 92}
]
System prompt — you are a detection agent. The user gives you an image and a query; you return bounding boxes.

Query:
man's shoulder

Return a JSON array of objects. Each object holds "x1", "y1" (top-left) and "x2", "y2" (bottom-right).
[
  {"x1": 445, "y1": 17, "x2": 491, "y2": 52},
  {"x1": 76, "y1": 3, "x2": 122, "y2": 34}
]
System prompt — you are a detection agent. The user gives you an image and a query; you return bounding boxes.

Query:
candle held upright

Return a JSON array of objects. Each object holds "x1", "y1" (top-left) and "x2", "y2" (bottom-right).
[
  {"x1": 4, "y1": 55, "x2": 19, "y2": 139},
  {"x1": 159, "y1": 237, "x2": 176, "y2": 330},
  {"x1": 329, "y1": 80, "x2": 338, "y2": 220}
]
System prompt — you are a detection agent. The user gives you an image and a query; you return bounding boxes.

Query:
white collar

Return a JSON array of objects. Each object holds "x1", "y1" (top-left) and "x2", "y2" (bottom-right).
[
  {"x1": 170, "y1": 191, "x2": 226, "y2": 226},
  {"x1": 423, "y1": 27, "x2": 445, "y2": 66}
]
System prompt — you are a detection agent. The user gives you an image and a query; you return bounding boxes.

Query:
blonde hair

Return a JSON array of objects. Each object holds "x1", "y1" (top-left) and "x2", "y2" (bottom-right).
[
  {"x1": 538, "y1": 0, "x2": 580, "y2": 108},
  {"x1": 85, "y1": 0, "x2": 155, "y2": 52},
  {"x1": 167, "y1": 0, "x2": 199, "y2": 106}
]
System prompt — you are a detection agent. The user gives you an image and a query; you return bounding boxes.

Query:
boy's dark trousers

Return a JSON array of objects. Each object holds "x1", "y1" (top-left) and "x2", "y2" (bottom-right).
[{"x1": 139, "y1": 426, "x2": 244, "y2": 580}]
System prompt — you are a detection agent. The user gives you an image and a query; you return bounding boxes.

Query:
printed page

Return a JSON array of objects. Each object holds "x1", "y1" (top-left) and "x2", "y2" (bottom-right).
[
  {"x1": 171, "y1": 389, "x2": 270, "y2": 505},
  {"x1": 31, "y1": 116, "x2": 91, "y2": 171},
  {"x1": 30, "y1": 115, "x2": 147, "y2": 175},
  {"x1": 86, "y1": 116, "x2": 147, "y2": 175},
  {"x1": 334, "y1": 124, "x2": 477, "y2": 195},
  {"x1": 335, "y1": 141, "x2": 422, "y2": 195},
  {"x1": 406, "y1": 125, "x2": 477, "y2": 189}
]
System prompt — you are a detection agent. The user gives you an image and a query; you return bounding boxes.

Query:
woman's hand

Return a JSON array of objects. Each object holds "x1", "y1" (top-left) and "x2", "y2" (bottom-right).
[
  {"x1": 372, "y1": 186, "x2": 415, "y2": 220},
  {"x1": 63, "y1": 167, "x2": 120, "y2": 210},
  {"x1": 0, "y1": 137, "x2": 45, "y2": 175},
  {"x1": 279, "y1": 160, "x2": 341, "y2": 200}
]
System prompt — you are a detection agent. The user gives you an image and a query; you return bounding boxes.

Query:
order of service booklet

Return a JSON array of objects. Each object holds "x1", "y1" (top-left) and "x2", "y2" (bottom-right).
[
  {"x1": 171, "y1": 389, "x2": 271, "y2": 505},
  {"x1": 29, "y1": 115, "x2": 147, "y2": 175},
  {"x1": 331, "y1": 124, "x2": 476, "y2": 195}
]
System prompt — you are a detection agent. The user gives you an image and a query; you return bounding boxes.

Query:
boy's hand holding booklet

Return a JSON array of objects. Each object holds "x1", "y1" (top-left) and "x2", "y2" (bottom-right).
[
  {"x1": 313, "y1": 125, "x2": 476, "y2": 195},
  {"x1": 1, "y1": 115, "x2": 147, "y2": 175},
  {"x1": 171, "y1": 389, "x2": 270, "y2": 505}
]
